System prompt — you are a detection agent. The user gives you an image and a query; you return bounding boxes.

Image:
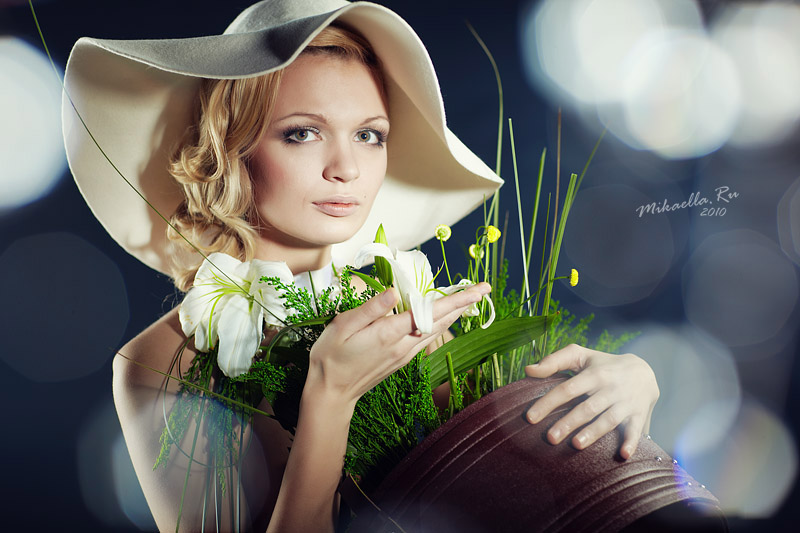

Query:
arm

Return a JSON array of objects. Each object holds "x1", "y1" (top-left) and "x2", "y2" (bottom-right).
[
  {"x1": 116, "y1": 284, "x2": 491, "y2": 533},
  {"x1": 113, "y1": 308, "x2": 289, "y2": 532},
  {"x1": 267, "y1": 284, "x2": 490, "y2": 532},
  {"x1": 523, "y1": 344, "x2": 660, "y2": 459}
]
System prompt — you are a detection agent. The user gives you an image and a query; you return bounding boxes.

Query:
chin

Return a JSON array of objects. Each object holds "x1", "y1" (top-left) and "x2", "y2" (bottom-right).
[{"x1": 312, "y1": 214, "x2": 368, "y2": 244}]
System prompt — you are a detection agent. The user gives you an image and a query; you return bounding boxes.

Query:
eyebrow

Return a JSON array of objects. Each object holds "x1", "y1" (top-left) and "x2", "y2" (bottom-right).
[{"x1": 272, "y1": 112, "x2": 390, "y2": 126}]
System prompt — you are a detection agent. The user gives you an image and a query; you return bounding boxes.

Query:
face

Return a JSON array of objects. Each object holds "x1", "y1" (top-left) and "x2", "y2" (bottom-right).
[{"x1": 249, "y1": 53, "x2": 389, "y2": 260}]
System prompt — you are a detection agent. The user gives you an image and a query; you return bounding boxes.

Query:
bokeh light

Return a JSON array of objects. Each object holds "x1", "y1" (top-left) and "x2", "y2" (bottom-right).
[
  {"x1": 525, "y1": 0, "x2": 702, "y2": 106},
  {"x1": 678, "y1": 398, "x2": 798, "y2": 518},
  {"x1": 112, "y1": 427, "x2": 157, "y2": 529},
  {"x1": 78, "y1": 400, "x2": 154, "y2": 530},
  {"x1": 522, "y1": 0, "x2": 800, "y2": 158},
  {"x1": 562, "y1": 184, "x2": 675, "y2": 306},
  {"x1": 615, "y1": 30, "x2": 740, "y2": 158},
  {"x1": 712, "y1": 3, "x2": 800, "y2": 147},
  {"x1": 0, "y1": 37, "x2": 66, "y2": 210},
  {"x1": 682, "y1": 229, "x2": 798, "y2": 347},
  {"x1": 777, "y1": 177, "x2": 800, "y2": 267},
  {"x1": 0, "y1": 232, "x2": 129, "y2": 381},
  {"x1": 628, "y1": 324, "x2": 740, "y2": 457}
]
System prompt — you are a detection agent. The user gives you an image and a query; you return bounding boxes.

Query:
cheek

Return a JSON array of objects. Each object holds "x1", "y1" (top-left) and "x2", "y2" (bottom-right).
[
  {"x1": 252, "y1": 154, "x2": 305, "y2": 206},
  {"x1": 361, "y1": 157, "x2": 387, "y2": 200}
]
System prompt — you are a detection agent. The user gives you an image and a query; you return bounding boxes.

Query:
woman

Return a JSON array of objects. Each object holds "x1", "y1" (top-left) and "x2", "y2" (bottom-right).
[{"x1": 63, "y1": 1, "x2": 659, "y2": 531}]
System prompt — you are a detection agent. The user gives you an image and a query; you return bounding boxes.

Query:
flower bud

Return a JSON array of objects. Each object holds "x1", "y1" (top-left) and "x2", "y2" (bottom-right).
[
  {"x1": 435, "y1": 224, "x2": 452, "y2": 242},
  {"x1": 486, "y1": 225, "x2": 501, "y2": 243},
  {"x1": 374, "y1": 224, "x2": 393, "y2": 287},
  {"x1": 570, "y1": 268, "x2": 579, "y2": 287},
  {"x1": 469, "y1": 243, "x2": 485, "y2": 260}
]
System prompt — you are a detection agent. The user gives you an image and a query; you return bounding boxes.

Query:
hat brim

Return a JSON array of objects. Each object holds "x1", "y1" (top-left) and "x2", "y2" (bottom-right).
[{"x1": 63, "y1": 0, "x2": 502, "y2": 275}]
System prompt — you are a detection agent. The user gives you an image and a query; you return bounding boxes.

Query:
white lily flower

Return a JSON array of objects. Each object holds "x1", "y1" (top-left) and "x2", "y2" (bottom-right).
[
  {"x1": 355, "y1": 243, "x2": 495, "y2": 334},
  {"x1": 179, "y1": 252, "x2": 294, "y2": 377}
]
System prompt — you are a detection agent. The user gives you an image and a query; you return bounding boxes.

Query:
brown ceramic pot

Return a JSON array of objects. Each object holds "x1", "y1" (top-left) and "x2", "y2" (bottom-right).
[{"x1": 346, "y1": 375, "x2": 726, "y2": 532}]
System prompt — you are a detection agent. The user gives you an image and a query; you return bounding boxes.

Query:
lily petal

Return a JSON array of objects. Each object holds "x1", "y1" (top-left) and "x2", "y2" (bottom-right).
[
  {"x1": 353, "y1": 242, "x2": 395, "y2": 269},
  {"x1": 354, "y1": 242, "x2": 440, "y2": 333},
  {"x1": 394, "y1": 250, "x2": 435, "y2": 294},
  {"x1": 249, "y1": 259, "x2": 295, "y2": 327},
  {"x1": 195, "y1": 253, "x2": 247, "y2": 287},
  {"x1": 409, "y1": 291, "x2": 438, "y2": 334},
  {"x1": 216, "y1": 294, "x2": 263, "y2": 378}
]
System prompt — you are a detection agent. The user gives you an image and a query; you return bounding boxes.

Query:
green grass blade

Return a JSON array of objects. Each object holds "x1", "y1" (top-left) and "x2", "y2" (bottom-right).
[
  {"x1": 509, "y1": 119, "x2": 531, "y2": 313},
  {"x1": 427, "y1": 316, "x2": 548, "y2": 387},
  {"x1": 350, "y1": 270, "x2": 386, "y2": 294},
  {"x1": 522, "y1": 148, "x2": 546, "y2": 316}
]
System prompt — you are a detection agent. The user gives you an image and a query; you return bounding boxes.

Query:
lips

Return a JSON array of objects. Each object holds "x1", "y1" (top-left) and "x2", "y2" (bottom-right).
[{"x1": 312, "y1": 196, "x2": 360, "y2": 217}]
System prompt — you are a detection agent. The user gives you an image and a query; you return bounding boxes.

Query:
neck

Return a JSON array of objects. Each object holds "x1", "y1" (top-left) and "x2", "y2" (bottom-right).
[{"x1": 253, "y1": 241, "x2": 332, "y2": 275}]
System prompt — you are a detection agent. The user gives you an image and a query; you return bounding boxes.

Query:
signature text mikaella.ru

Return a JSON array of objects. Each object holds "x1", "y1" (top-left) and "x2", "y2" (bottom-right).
[{"x1": 635, "y1": 186, "x2": 740, "y2": 218}]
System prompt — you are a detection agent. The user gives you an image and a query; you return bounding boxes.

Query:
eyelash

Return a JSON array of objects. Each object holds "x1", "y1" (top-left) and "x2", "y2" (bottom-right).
[
  {"x1": 282, "y1": 126, "x2": 320, "y2": 144},
  {"x1": 281, "y1": 126, "x2": 388, "y2": 147}
]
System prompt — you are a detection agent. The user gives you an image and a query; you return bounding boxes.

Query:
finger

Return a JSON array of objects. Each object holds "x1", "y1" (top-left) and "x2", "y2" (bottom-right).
[
  {"x1": 336, "y1": 288, "x2": 398, "y2": 335},
  {"x1": 619, "y1": 415, "x2": 646, "y2": 459},
  {"x1": 526, "y1": 371, "x2": 597, "y2": 424},
  {"x1": 542, "y1": 390, "x2": 616, "y2": 444},
  {"x1": 405, "y1": 283, "x2": 489, "y2": 335},
  {"x1": 524, "y1": 344, "x2": 587, "y2": 378},
  {"x1": 568, "y1": 404, "x2": 628, "y2": 450},
  {"x1": 401, "y1": 286, "x2": 489, "y2": 355},
  {"x1": 406, "y1": 304, "x2": 471, "y2": 355},
  {"x1": 435, "y1": 282, "x2": 491, "y2": 316}
]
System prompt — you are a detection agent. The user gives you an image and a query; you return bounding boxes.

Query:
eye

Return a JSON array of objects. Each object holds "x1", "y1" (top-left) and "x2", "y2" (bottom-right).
[
  {"x1": 355, "y1": 129, "x2": 386, "y2": 146},
  {"x1": 283, "y1": 127, "x2": 320, "y2": 144}
]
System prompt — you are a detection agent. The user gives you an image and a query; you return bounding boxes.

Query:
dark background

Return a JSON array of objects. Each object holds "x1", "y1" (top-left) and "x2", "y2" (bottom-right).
[{"x1": 1, "y1": 0, "x2": 799, "y2": 531}]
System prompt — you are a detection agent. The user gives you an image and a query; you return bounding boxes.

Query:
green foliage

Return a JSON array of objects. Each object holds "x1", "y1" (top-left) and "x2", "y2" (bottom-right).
[
  {"x1": 345, "y1": 352, "x2": 441, "y2": 491},
  {"x1": 543, "y1": 299, "x2": 640, "y2": 355},
  {"x1": 154, "y1": 347, "x2": 261, "y2": 494},
  {"x1": 155, "y1": 257, "x2": 639, "y2": 497}
]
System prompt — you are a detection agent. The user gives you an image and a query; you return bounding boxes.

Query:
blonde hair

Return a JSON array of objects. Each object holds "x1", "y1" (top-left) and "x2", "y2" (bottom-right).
[{"x1": 167, "y1": 24, "x2": 385, "y2": 291}]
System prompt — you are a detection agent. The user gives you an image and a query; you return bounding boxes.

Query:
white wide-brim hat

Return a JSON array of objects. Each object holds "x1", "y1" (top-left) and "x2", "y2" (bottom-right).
[{"x1": 63, "y1": 0, "x2": 503, "y2": 275}]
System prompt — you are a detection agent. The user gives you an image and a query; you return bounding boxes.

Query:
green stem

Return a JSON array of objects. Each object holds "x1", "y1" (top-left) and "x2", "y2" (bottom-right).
[
  {"x1": 491, "y1": 353, "x2": 501, "y2": 390},
  {"x1": 466, "y1": 21, "x2": 503, "y2": 299},
  {"x1": 176, "y1": 392, "x2": 208, "y2": 532},
  {"x1": 440, "y1": 238, "x2": 453, "y2": 285},
  {"x1": 446, "y1": 351, "x2": 458, "y2": 419},
  {"x1": 521, "y1": 148, "x2": 546, "y2": 317},
  {"x1": 509, "y1": 118, "x2": 531, "y2": 312}
]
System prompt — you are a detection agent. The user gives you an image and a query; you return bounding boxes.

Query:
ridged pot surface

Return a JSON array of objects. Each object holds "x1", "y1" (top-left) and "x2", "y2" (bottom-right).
[{"x1": 347, "y1": 375, "x2": 726, "y2": 533}]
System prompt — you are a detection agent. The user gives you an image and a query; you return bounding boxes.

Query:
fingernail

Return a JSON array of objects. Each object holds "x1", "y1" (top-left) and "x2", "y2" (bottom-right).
[
  {"x1": 382, "y1": 289, "x2": 396, "y2": 305},
  {"x1": 622, "y1": 445, "x2": 633, "y2": 458},
  {"x1": 576, "y1": 433, "x2": 587, "y2": 447},
  {"x1": 549, "y1": 428, "x2": 561, "y2": 441},
  {"x1": 527, "y1": 410, "x2": 539, "y2": 424}
]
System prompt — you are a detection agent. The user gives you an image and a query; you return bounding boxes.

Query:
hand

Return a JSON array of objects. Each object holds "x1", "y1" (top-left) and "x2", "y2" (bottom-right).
[
  {"x1": 307, "y1": 283, "x2": 491, "y2": 405},
  {"x1": 523, "y1": 344, "x2": 659, "y2": 459}
]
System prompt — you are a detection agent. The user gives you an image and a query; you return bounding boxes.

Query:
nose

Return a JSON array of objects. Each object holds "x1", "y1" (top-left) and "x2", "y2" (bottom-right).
[{"x1": 322, "y1": 138, "x2": 359, "y2": 183}]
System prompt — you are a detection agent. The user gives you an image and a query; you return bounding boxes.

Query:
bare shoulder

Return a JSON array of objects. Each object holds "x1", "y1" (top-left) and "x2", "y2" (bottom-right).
[{"x1": 113, "y1": 306, "x2": 289, "y2": 531}]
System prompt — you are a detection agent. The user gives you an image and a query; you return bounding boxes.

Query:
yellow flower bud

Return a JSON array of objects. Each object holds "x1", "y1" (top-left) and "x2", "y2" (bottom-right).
[
  {"x1": 435, "y1": 224, "x2": 452, "y2": 242},
  {"x1": 469, "y1": 244, "x2": 485, "y2": 260},
  {"x1": 486, "y1": 225, "x2": 501, "y2": 243},
  {"x1": 570, "y1": 268, "x2": 579, "y2": 287}
]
